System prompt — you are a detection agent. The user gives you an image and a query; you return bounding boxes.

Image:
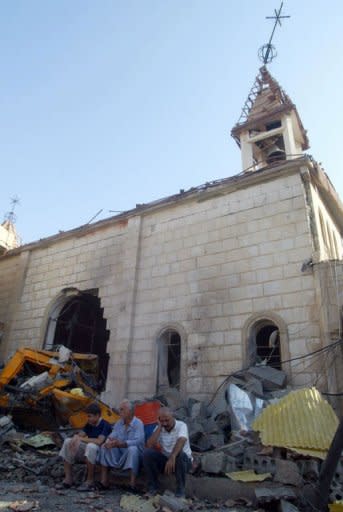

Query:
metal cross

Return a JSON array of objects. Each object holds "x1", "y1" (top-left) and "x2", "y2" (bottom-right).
[{"x1": 260, "y1": 2, "x2": 290, "y2": 65}]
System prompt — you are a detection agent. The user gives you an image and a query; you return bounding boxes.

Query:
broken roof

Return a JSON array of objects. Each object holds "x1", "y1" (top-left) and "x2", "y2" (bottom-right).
[
  {"x1": 0, "y1": 156, "x2": 342, "y2": 259},
  {"x1": 231, "y1": 66, "x2": 309, "y2": 151}
]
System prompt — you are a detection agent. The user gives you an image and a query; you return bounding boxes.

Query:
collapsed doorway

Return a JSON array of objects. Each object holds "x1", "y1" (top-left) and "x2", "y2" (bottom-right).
[
  {"x1": 156, "y1": 329, "x2": 181, "y2": 392},
  {"x1": 46, "y1": 290, "x2": 110, "y2": 390}
]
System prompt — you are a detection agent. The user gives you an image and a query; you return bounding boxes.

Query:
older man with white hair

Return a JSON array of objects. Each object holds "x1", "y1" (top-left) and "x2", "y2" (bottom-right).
[{"x1": 97, "y1": 399, "x2": 144, "y2": 491}]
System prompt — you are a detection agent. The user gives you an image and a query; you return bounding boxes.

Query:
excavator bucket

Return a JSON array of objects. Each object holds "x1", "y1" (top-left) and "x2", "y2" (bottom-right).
[{"x1": 0, "y1": 346, "x2": 119, "y2": 429}]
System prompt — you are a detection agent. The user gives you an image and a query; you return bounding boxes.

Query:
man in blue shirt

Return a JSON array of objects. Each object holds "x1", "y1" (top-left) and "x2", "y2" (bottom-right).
[
  {"x1": 97, "y1": 399, "x2": 144, "y2": 491},
  {"x1": 59, "y1": 402, "x2": 112, "y2": 490}
]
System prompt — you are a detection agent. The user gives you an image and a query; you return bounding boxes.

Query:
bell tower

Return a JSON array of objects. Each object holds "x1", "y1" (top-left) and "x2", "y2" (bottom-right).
[
  {"x1": 231, "y1": 2, "x2": 309, "y2": 172},
  {"x1": 231, "y1": 66, "x2": 309, "y2": 172}
]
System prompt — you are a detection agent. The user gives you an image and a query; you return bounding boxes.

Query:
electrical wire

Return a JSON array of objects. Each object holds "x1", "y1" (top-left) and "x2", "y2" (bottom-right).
[{"x1": 210, "y1": 338, "x2": 343, "y2": 406}]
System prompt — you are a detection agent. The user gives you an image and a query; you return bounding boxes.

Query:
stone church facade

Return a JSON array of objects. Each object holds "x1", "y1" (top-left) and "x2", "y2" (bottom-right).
[{"x1": 0, "y1": 67, "x2": 342, "y2": 408}]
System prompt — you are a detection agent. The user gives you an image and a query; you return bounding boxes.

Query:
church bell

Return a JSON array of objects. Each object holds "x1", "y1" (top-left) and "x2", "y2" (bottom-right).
[{"x1": 266, "y1": 143, "x2": 286, "y2": 164}]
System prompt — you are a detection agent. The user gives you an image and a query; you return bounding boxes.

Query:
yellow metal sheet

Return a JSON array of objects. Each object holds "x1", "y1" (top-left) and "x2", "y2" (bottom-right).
[
  {"x1": 290, "y1": 447, "x2": 328, "y2": 460},
  {"x1": 225, "y1": 470, "x2": 272, "y2": 482},
  {"x1": 329, "y1": 503, "x2": 343, "y2": 512},
  {"x1": 252, "y1": 387, "x2": 338, "y2": 453}
]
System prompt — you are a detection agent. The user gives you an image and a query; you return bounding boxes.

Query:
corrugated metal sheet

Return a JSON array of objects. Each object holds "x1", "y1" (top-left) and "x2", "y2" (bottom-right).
[
  {"x1": 252, "y1": 387, "x2": 338, "y2": 452},
  {"x1": 329, "y1": 503, "x2": 343, "y2": 512},
  {"x1": 290, "y1": 447, "x2": 328, "y2": 460}
]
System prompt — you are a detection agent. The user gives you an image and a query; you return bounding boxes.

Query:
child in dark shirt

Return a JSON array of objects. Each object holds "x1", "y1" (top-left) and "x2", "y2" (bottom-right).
[{"x1": 58, "y1": 402, "x2": 112, "y2": 491}]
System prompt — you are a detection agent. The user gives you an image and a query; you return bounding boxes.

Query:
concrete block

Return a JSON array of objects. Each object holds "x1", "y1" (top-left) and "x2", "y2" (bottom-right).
[
  {"x1": 214, "y1": 411, "x2": 231, "y2": 433},
  {"x1": 330, "y1": 478, "x2": 343, "y2": 503},
  {"x1": 255, "y1": 487, "x2": 296, "y2": 503},
  {"x1": 187, "y1": 399, "x2": 207, "y2": 419},
  {"x1": 247, "y1": 365, "x2": 287, "y2": 390},
  {"x1": 207, "y1": 432, "x2": 225, "y2": 449},
  {"x1": 159, "y1": 494, "x2": 188, "y2": 512},
  {"x1": 243, "y1": 375, "x2": 264, "y2": 397},
  {"x1": 295, "y1": 459, "x2": 319, "y2": 480},
  {"x1": 279, "y1": 499, "x2": 300, "y2": 511},
  {"x1": 195, "y1": 434, "x2": 213, "y2": 452},
  {"x1": 223, "y1": 455, "x2": 238, "y2": 473},
  {"x1": 274, "y1": 460, "x2": 303, "y2": 487},
  {"x1": 120, "y1": 494, "x2": 157, "y2": 512},
  {"x1": 201, "y1": 417, "x2": 218, "y2": 434},
  {"x1": 222, "y1": 438, "x2": 247, "y2": 458},
  {"x1": 200, "y1": 451, "x2": 226, "y2": 474},
  {"x1": 243, "y1": 453, "x2": 277, "y2": 475},
  {"x1": 330, "y1": 457, "x2": 343, "y2": 502},
  {"x1": 335, "y1": 457, "x2": 343, "y2": 480},
  {"x1": 188, "y1": 421, "x2": 204, "y2": 441}
]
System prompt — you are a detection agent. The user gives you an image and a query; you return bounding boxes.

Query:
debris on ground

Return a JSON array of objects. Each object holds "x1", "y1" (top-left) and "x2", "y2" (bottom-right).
[
  {"x1": 225, "y1": 470, "x2": 272, "y2": 482},
  {"x1": 0, "y1": 350, "x2": 342, "y2": 510},
  {"x1": 8, "y1": 500, "x2": 38, "y2": 512},
  {"x1": 155, "y1": 364, "x2": 342, "y2": 509}
]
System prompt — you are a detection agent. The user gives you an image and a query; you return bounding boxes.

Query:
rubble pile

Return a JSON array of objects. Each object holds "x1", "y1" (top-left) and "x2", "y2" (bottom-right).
[
  {"x1": 0, "y1": 436, "x2": 64, "y2": 485},
  {"x1": 156, "y1": 365, "x2": 291, "y2": 455},
  {"x1": 0, "y1": 348, "x2": 342, "y2": 510},
  {"x1": 156, "y1": 365, "x2": 342, "y2": 508},
  {"x1": 0, "y1": 416, "x2": 86, "y2": 486}
]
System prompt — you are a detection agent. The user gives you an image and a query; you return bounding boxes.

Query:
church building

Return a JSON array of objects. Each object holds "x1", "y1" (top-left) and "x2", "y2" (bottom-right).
[{"x1": 0, "y1": 65, "x2": 342, "y2": 408}]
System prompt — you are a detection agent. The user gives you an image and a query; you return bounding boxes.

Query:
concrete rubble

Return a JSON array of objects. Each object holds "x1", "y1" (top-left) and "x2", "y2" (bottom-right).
[
  {"x1": 155, "y1": 365, "x2": 343, "y2": 510},
  {"x1": 0, "y1": 363, "x2": 342, "y2": 511}
]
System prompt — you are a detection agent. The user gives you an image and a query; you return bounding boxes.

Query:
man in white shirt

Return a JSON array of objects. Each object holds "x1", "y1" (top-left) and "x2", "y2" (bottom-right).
[{"x1": 143, "y1": 407, "x2": 192, "y2": 498}]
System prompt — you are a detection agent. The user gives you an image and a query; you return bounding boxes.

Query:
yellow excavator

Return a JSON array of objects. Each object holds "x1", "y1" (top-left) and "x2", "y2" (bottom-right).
[{"x1": 0, "y1": 347, "x2": 119, "y2": 430}]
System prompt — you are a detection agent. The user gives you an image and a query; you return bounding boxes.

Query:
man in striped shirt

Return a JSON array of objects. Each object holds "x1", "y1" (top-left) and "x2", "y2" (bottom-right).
[{"x1": 143, "y1": 407, "x2": 192, "y2": 498}]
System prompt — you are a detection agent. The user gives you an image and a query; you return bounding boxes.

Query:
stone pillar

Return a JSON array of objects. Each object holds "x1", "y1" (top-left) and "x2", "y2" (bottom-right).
[{"x1": 104, "y1": 215, "x2": 143, "y2": 405}]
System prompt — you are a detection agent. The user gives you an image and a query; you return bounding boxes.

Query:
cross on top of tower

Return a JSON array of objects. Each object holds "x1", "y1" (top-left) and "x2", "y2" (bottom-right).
[
  {"x1": 258, "y1": 2, "x2": 290, "y2": 65},
  {"x1": 4, "y1": 196, "x2": 20, "y2": 224}
]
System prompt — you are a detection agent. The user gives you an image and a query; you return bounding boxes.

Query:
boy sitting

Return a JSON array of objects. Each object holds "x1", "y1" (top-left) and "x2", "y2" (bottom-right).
[{"x1": 58, "y1": 402, "x2": 112, "y2": 490}]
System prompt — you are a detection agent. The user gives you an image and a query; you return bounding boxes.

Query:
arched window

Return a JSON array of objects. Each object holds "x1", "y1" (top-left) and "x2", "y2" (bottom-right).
[
  {"x1": 243, "y1": 313, "x2": 290, "y2": 377},
  {"x1": 44, "y1": 289, "x2": 110, "y2": 390},
  {"x1": 254, "y1": 322, "x2": 281, "y2": 369},
  {"x1": 156, "y1": 329, "x2": 181, "y2": 392},
  {"x1": 246, "y1": 318, "x2": 282, "y2": 369}
]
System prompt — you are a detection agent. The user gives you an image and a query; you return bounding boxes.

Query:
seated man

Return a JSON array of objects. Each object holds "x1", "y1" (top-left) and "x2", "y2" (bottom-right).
[
  {"x1": 97, "y1": 399, "x2": 144, "y2": 490},
  {"x1": 58, "y1": 402, "x2": 112, "y2": 490},
  {"x1": 143, "y1": 407, "x2": 192, "y2": 498}
]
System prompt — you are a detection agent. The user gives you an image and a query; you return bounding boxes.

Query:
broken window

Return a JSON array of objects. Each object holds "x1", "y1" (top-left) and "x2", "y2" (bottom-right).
[
  {"x1": 45, "y1": 290, "x2": 110, "y2": 390},
  {"x1": 157, "y1": 329, "x2": 181, "y2": 392},
  {"x1": 249, "y1": 320, "x2": 281, "y2": 369}
]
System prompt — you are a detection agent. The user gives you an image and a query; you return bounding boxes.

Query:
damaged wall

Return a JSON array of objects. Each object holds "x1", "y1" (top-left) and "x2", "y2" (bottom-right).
[
  {"x1": 0, "y1": 251, "x2": 30, "y2": 355},
  {"x1": 313, "y1": 261, "x2": 343, "y2": 407},
  {"x1": 0, "y1": 161, "x2": 341, "y2": 406}
]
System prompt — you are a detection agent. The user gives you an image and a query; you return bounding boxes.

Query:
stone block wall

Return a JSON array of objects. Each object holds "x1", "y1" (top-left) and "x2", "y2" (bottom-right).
[
  {"x1": 128, "y1": 172, "x2": 319, "y2": 400},
  {"x1": 0, "y1": 221, "x2": 129, "y2": 398},
  {"x1": 0, "y1": 167, "x2": 333, "y2": 405},
  {"x1": 0, "y1": 252, "x2": 24, "y2": 356}
]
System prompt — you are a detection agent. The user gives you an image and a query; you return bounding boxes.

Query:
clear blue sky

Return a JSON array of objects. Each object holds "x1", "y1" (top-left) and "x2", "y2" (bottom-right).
[{"x1": 1, "y1": 0, "x2": 342, "y2": 244}]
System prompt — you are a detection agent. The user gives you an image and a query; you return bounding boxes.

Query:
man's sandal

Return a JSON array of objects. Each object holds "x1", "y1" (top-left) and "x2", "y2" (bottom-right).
[
  {"x1": 95, "y1": 482, "x2": 110, "y2": 491},
  {"x1": 77, "y1": 483, "x2": 96, "y2": 492},
  {"x1": 55, "y1": 482, "x2": 73, "y2": 490}
]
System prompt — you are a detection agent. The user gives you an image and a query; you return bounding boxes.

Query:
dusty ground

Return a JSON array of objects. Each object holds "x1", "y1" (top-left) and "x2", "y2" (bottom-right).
[
  {"x1": 0, "y1": 441, "x2": 259, "y2": 512},
  {"x1": 0, "y1": 479, "x2": 258, "y2": 512},
  {"x1": 0, "y1": 481, "x2": 124, "y2": 512}
]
